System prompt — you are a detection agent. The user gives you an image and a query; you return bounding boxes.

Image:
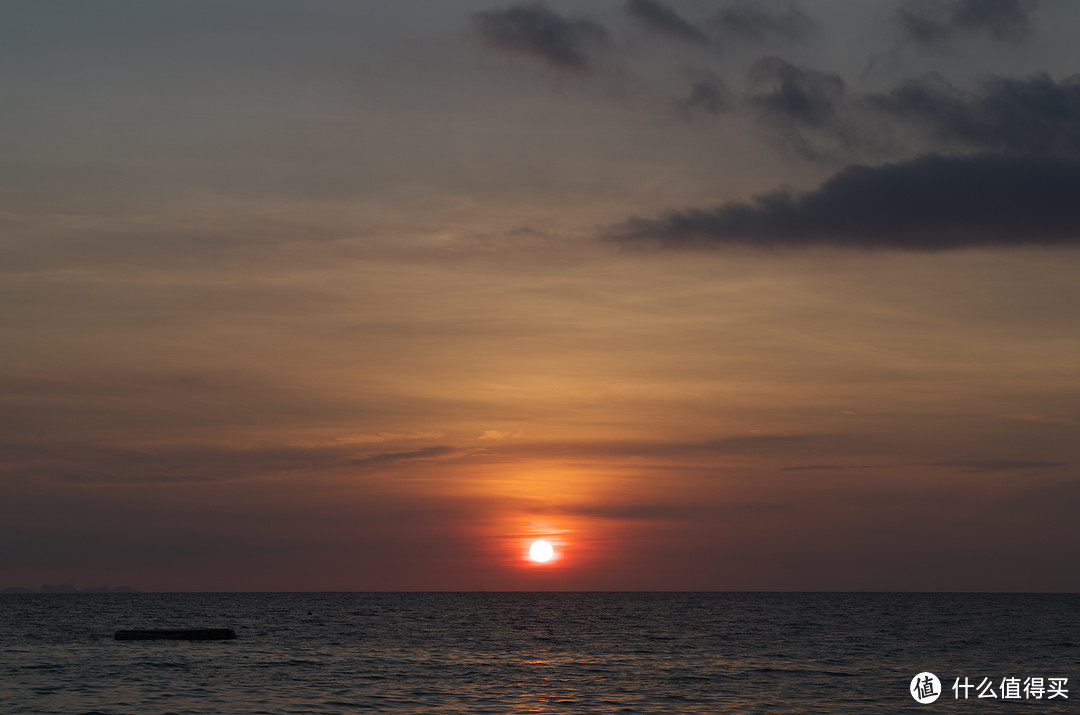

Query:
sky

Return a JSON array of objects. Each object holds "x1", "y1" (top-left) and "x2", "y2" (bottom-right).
[{"x1": 2, "y1": 0, "x2": 1079, "y2": 592}]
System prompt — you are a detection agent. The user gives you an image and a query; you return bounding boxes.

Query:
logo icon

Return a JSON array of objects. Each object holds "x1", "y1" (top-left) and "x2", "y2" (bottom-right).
[{"x1": 911, "y1": 672, "x2": 941, "y2": 704}]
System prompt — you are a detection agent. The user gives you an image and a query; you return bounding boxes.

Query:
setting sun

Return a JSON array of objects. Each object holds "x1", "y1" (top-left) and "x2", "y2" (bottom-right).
[{"x1": 528, "y1": 540, "x2": 554, "y2": 563}]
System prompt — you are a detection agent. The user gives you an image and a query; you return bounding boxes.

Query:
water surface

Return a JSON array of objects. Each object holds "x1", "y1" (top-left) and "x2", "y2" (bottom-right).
[{"x1": 1, "y1": 592, "x2": 1077, "y2": 713}]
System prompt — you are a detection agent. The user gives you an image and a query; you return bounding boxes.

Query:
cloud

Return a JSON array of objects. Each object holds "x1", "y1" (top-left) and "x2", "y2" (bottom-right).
[
  {"x1": 740, "y1": 63, "x2": 1080, "y2": 229},
  {"x1": 782, "y1": 464, "x2": 881, "y2": 471},
  {"x1": 536, "y1": 501, "x2": 716, "y2": 521},
  {"x1": 746, "y1": 57, "x2": 863, "y2": 159},
  {"x1": 0, "y1": 440, "x2": 464, "y2": 486},
  {"x1": 744, "y1": 64, "x2": 1080, "y2": 162},
  {"x1": 897, "y1": 0, "x2": 1038, "y2": 45},
  {"x1": 471, "y1": 433, "x2": 837, "y2": 463},
  {"x1": 700, "y1": 434, "x2": 812, "y2": 453},
  {"x1": 607, "y1": 153, "x2": 1080, "y2": 250},
  {"x1": 0, "y1": 441, "x2": 336, "y2": 486},
  {"x1": 479, "y1": 430, "x2": 519, "y2": 440},
  {"x1": 297, "y1": 432, "x2": 447, "y2": 447},
  {"x1": 348, "y1": 446, "x2": 459, "y2": 468},
  {"x1": 747, "y1": 57, "x2": 844, "y2": 125},
  {"x1": 471, "y1": 2, "x2": 609, "y2": 72},
  {"x1": 1007, "y1": 413, "x2": 1080, "y2": 425},
  {"x1": 938, "y1": 459, "x2": 1066, "y2": 473},
  {"x1": 676, "y1": 69, "x2": 733, "y2": 119},
  {"x1": 625, "y1": 0, "x2": 708, "y2": 43},
  {"x1": 711, "y1": 0, "x2": 816, "y2": 43},
  {"x1": 869, "y1": 72, "x2": 1080, "y2": 158},
  {"x1": 506, "y1": 434, "x2": 828, "y2": 462}
]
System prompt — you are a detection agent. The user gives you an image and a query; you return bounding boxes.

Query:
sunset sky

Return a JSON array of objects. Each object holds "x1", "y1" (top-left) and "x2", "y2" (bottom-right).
[{"x1": 3, "y1": 0, "x2": 1080, "y2": 591}]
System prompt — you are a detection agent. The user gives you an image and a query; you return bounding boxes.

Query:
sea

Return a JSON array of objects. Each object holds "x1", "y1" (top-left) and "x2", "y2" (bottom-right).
[{"x1": 1, "y1": 592, "x2": 1077, "y2": 714}]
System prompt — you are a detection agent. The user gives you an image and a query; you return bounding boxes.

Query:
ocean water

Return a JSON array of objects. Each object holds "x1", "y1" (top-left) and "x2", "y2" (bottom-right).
[{"x1": 1, "y1": 592, "x2": 1077, "y2": 714}]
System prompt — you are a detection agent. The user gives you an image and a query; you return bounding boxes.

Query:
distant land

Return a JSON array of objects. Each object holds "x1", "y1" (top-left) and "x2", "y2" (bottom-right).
[{"x1": 1, "y1": 584, "x2": 136, "y2": 594}]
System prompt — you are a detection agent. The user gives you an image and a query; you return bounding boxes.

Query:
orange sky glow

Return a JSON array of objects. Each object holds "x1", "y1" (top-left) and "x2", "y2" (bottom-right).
[{"x1": 3, "y1": 1, "x2": 1080, "y2": 592}]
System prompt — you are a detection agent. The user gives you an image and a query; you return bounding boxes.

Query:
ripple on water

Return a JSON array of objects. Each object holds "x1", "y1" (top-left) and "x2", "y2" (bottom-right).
[{"x1": 0, "y1": 593, "x2": 1078, "y2": 714}]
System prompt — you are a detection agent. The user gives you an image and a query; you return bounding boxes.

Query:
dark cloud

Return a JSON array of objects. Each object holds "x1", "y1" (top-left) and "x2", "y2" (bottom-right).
[
  {"x1": 625, "y1": 0, "x2": 708, "y2": 43},
  {"x1": 897, "y1": 0, "x2": 1038, "y2": 45},
  {"x1": 471, "y1": 2, "x2": 609, "y2": 72},
  {"x1": 745, "y1": 57, "x2": 864, "y2": 158},
  {"x1": 676, "y1": 69, "x2": 733, "y2": 119},
  {"x1": 624, "y1": 0, "x2": 815, "y2": 48},
  {"x1": 747, "y1": 57, "x2": 844, "y2": 127},
  {"x1": 349, "y1": 446, "x2": 459, "y2": 467},
  {"x1": 951, "y1": 0, "x2": 1036, "y2": 36},
  {"x1": 897, "y1": 3, "x2": 951, "y2": 44},
  {"x1": 869, "y1": 72, "x2": 1080, "y2": 158},
  {"x1": 711, "y1": 0, "x2": 816, "y2": 43},
  {"x1": 621, "y1": 57, "x2": 1080, "y2": 249},
  {"x1": 607, "y1": 153, "x2": 1080, "y2": 250},
  {"x1": 939, "y1": 459, "x2": 1066, "y2": 473},
  {"x1": 748, "y1": 67, "x2": 1080, "y2": 162}
]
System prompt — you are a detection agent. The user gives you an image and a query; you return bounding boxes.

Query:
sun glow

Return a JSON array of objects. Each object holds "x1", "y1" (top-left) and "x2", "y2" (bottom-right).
[{"x1": 529, "y1": 539, "x2": 554, "y2": 563}]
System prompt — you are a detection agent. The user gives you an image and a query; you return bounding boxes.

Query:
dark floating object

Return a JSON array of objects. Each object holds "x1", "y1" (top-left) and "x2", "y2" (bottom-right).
[{"x1": 115, "y1": 629, "x2": 236, "y2": 641}]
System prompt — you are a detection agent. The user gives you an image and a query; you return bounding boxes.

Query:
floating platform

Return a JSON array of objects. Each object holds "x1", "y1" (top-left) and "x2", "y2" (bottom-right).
[{"x1": 115, "y1": 629, "x2": 237, "y2": 641}]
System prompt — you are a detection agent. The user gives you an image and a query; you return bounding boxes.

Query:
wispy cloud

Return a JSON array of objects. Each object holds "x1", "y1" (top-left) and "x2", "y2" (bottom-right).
[
  {"x1": 0, "y1": 440, "x2": 465, "y2": 486},
  {"x1": 477, "y1": 434, "x2": 837, "y2": 462},
  {"x1": 479, "y1": 430, "x2": 519, "y2": 440},
  {"x1": 897, "y1": 0, "x2": 1039, "y2": 46},
  {"x1": 348, "y1": 446, "x2": 460, "y2": 468},
  {"x1": 1006, "y1": 414, "x2": 1080, "y2": 426},
  {"x1": 534, "y1": 501, "x2": 717, "y2": 521},
  {"x1": 625, "y1": 0, "x2": 815, "y2": 46},
  {"x1": 625, "y1": 0, "x2": 709, "y2": 44},
  {"x1": 781, "y1": 464, "x2": 882, "y2": 471},
  {"x1": 471, "y1": 2, "x2": 609, "y2": 72},
  {"x1": 746, "y1": 56, "x2": 861, "y2": 159},
  {"x1": 676, "y1": 69, "x2": 733, "y2": 119},
  {"x1": 711, "y1": 0, "x2": 816, "y2": 43},
  {"x1": 938, "y1": 459, "x2": 1065, "y2": 473}
]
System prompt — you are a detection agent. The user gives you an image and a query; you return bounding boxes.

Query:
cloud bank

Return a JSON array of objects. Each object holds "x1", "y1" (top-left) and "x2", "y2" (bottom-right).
[
  {"x1": 610, "y1": 64, "x2": 1080, "y2": 250},
  {"x1": 609, "y1": 154, "x2": 1080, "y2": 250}
]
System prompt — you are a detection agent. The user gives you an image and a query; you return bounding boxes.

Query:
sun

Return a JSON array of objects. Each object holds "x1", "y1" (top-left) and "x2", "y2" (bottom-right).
[{"x1": 529, "y1": 539, "x2": 554, "y2": 563}]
